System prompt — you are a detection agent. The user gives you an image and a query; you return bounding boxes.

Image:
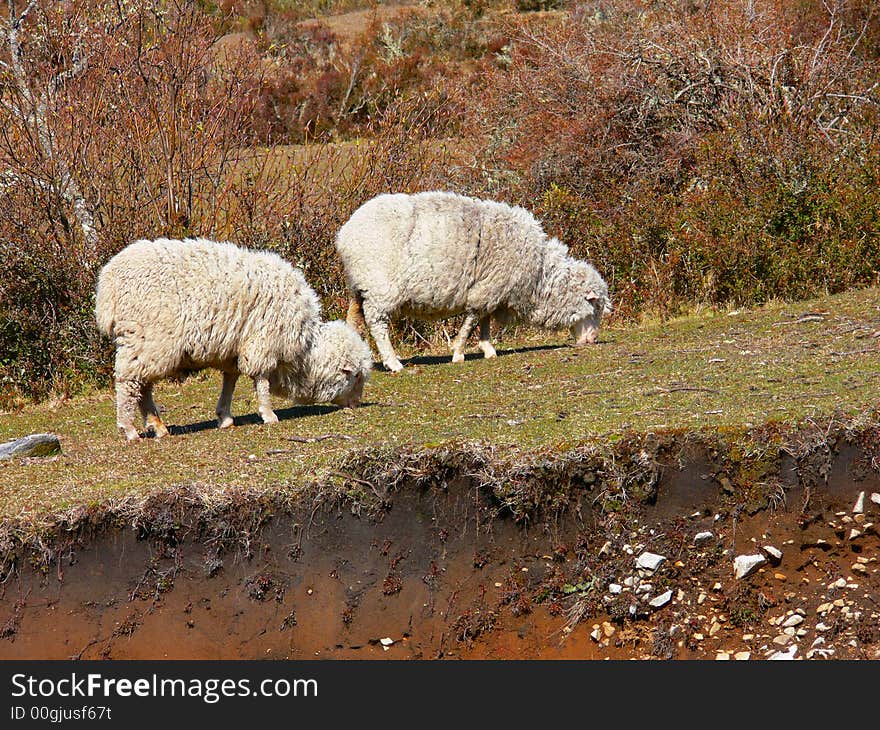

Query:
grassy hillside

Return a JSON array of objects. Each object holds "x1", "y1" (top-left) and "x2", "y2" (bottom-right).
[{"x1": 1, "y1": 286, "x2": 878, "y2": 520}]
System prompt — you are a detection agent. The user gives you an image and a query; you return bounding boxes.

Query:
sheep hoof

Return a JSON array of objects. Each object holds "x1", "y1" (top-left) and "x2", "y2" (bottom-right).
[
  {"x1": 385, "y1": 360, "x2": 404, "y2": 373},
  {"x1": 482, "y1": 348, "x2": 497, "y2": 359},
  {"x1": 261, "y1": 412, "x2": 279, "y2": 425},
  {"x1": 451, "y1": 352, "x2": 465, "y2": 363},
  {"x1": 121, "y1": 427, "x2": 140, "y2": 442},
  {"x1": 217, "y1": 416, "x2": 234, "y2": 429}
]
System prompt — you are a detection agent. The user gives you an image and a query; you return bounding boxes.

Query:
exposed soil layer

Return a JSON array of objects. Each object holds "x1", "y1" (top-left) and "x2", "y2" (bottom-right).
[{"x1": 1, "y1": 435, "x2": 878, "y2": 660}]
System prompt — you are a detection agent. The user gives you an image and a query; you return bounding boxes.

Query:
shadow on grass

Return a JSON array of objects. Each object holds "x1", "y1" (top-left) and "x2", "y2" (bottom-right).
[
  {"x1": 160, "y1": 402, "x2": 377, "y2": 437},
  {"x1": 386, "y1": 343, "x2": 569, "y2": 370}
]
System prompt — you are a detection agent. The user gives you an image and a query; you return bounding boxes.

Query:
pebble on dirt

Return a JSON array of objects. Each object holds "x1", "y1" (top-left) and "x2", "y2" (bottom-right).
[
  {"x1": 693, "y1": 531, "x2": 714, "y2": 546},
  {"x1": 648, "y1": 590, "x2": 672, "y2": 609},
  {"x1": 635, "y1": 552, "x2": 666, "y2": 572},
  {"x1": 761, "y1": 545, "x2": 783, "y2": 564},
  {"x1": 733, "y1": 554, "x2": 767, "y2": 579}
]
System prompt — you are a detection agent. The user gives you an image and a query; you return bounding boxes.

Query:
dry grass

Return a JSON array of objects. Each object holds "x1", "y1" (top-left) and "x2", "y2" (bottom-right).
[{"x1": 0, "y1": 285, "x2": 878, "y2": 520}]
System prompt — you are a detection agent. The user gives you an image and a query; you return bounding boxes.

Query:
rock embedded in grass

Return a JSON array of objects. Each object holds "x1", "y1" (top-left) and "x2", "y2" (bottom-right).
[{"x1": 0, "y1": 433, "x2": 61, "y2": 461}]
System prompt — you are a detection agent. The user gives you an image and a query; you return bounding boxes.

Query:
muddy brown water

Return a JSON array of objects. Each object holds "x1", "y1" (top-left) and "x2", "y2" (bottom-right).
[{"x1": 1, "y1": 445, "x2": 877, "y2": 660}]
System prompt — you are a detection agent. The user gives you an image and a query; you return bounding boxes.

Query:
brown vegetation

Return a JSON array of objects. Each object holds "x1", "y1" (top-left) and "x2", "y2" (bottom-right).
[{"x1": 0, "y1": 0, "x2": 878, "y2": 405}]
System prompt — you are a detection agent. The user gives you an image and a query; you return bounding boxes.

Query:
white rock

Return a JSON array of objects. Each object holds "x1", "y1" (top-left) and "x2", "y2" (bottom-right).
[
  {"x1": 816, "y1": 622, "x2": 831, "y2": 632},
  {"x1": 853, "y1": 492, "x2": 865, "y2": 514},
  {"x1": 637, "y1": 583, "x2": 653, "y2": 594},
  {"x1": 870, "y1": 493, "x2": 880, "y2": 506},
  {"x1": 635, "y1": 552, "x2": 666, "y2": 572},
  {"x1": 829, "y1": 577, "x2": 847, "y2": 589},
  {"x1": 609, "y1": 583, "x2": 622, "y2": 594},
  {"x1": 715, "y1": 652, "x2": 730, "y2": 660},
  {"x1": 649, "y1": 590, "x2": 673, "y2": 609},
  {"x1": 849, "y1": 528, "x2": 862, "y2": 540},
  {"x1": 733, "y1": 554, "x2": 767, "y2": 579},
  {"x1": 782, "y1": 614, "x2": 804, "y2": 628},
  {"x1": 734, "y1": 651, "x2": 751, "y2": 661},
  {"x1": 761, "y1": 545, "x2": 783, "y2": 564},
  {"x1": 694, "y1": 531, "x2": 714, "y2": 546},
  {"x1": 379, "y1": 637, "x2": 395, "y2": 647},
  {"x1": 769, "y1": 645, "x2": 798, "y2": 660},
  {"x1": 590, "y1": 627, "x2": 602, "y2": 642}
]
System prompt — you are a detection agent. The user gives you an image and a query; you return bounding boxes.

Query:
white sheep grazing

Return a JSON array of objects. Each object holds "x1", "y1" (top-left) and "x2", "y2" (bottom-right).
[
  {"x1": 95, "y1": 237, "x2": 372, "y2": 440},
  {"x1": 336, "y1": 191, "x2": 612, "y2": 371}
]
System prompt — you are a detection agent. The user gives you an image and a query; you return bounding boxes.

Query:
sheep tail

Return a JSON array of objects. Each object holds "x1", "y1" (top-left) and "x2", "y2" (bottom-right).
[
  {"x1": 346, "y1": 291, "x2": 367, "y2": 334},
  {"x1": 94, "y1": 276, "x2": 117, "y2": 338}
]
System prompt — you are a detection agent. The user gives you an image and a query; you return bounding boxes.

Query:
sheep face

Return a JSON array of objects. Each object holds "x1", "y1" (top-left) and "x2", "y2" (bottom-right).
[
  {"x1": 306, "y1": 320, "x2": 373, "y2": 408},
  {"x1": 568, "y1": 264, "x2": 612, "y2": 346}
]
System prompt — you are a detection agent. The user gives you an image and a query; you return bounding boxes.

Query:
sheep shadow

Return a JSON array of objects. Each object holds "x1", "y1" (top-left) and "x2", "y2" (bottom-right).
[
  {"x1": 162, "y1": 402, "x2": 376, "y2": 437},
  {"x1": 389, "y1": 343, "x2": 568, "y2": 370}
]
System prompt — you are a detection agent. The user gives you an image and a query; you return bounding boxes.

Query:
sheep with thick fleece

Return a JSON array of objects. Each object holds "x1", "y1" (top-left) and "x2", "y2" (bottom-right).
[
  {"x1": 336, "y1": 191, "x2": 612, "y2": 371},
  {"x1": 95, "y1": 237, "x2": 372, "y2": 440}
]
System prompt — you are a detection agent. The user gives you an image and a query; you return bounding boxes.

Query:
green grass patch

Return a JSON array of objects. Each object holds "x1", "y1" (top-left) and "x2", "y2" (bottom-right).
[{"x1": 0, "y1": 286, "x2": 878, "y2": 520}]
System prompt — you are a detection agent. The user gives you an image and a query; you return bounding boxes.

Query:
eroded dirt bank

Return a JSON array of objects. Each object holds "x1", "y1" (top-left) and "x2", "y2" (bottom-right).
[{"x1": 1, "y1": 433, "x2": 879, "y2": 660}]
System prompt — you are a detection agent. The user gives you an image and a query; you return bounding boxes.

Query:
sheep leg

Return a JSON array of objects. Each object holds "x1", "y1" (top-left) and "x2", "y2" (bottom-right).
[
  {"x1": 254, "y1": 376, "x2": 279, "y2": 424},
  {"x1": 451, "y1": 313, "x2": 479, "y2": 363},
  {"x1": 115, "y1": 379, "x2": 142, "y2": 441},
  {"x1": 346, "y1": 294, "x2": 367, "y2": 335},
  {"x1": 363, "y1": 306, "x2": 403, "y2": 372},
  {"x1": 216, "y1": 371, "x2": 239, "y2": 429},
  {"x1": 139, "y1": 382, "x2": 168, "y2": 438},
  {"x1": 478, "y1": 316, "x2": 497, "y2": 359}
]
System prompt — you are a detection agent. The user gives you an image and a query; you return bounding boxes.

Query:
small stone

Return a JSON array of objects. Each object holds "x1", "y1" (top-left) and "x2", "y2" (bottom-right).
[
  {"x1": 649, "y1": 590, "x2": 673, "y2": 609},
  {"x1": 609, "y1": 583, "x2": 622, "y2": 594},
  {"x1": 833, "y1": 599, "x2": 845, "y2": 607},
  {"x1": 712, "y1": 582, "x2": 722, "y2": 591},
  {"x1": 853, "y1": 492, "x2": 865, "y2": 514},
  {"x1": 761, "y1": 545, "x2": 783, "y2": 564},
  {"x1": 769, "y1": 645, "x2": 798, "y2": 660},
  {"x1": 734, "y1": 651, "x2": 751, "y2": 661},
  {"x1": 602, "y1": 622, "x2": 615, "y2": 638},
  {"x1": 590, "y1": 628, "x2": 602, "y2": 642},
  {"x1": 599, "y1": 541, "x2": 612, "y2": 556},
  {"x1": 854, "y1": 514, "x2": 866, "y2": 524},
  {"x1": 693, "y1": 633, "x2": 704, "y2": 641},
  {"x1": 637, "y1": 583, "x2": 653, "y2": 594},
  {"x1": 772, "y1": 634, "x2": 793, "y2": 646},
  {"x1": 697, "y1": 593, "x2": 707, "y2": 604},
  {"x1": 774, "y1": 573, "x2": 786, "y2": 581},
  {"x1": 870, "y1": 493, "x2": 880, "y2": 506},
  {"x1": 829, "y1": 578, "x2": 847, "y2": 589},
  {"x1": 379, "y1": 637, "x2": 394, "y2": 647},
  {"x1": 715, "y1": 652, "x2": 730, "y2": 660},
  {"x1": 783, "y1": 626, "x2": 796, "y2": 636},
  {"x1": 782, "y1": 614, "x2": 804, "y2": 628},
  {"x1": 694, "y1": 531, "x2": 714, "y2": 546},
  {"x1": 816, "y1": 602, "x2": 833, "y2": 614},
  {"x1": 733, "y1": 554, "x2": 767, "y2": 580},
  {"x1": 852, "y1": 563, "x2": 868, "y2": 574},
  {"x1": 816, "y1": 622, "x2": 831, "y2": 632},
  {"x1": 709, "y1": 621, "x2": 721, "y2": 636},
  {"x1": 635, "y1": 552, "x2": 666, "y2": 572},
  {"x1": 849, "y1": 528, "x2": 862, "y2": 540}
]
